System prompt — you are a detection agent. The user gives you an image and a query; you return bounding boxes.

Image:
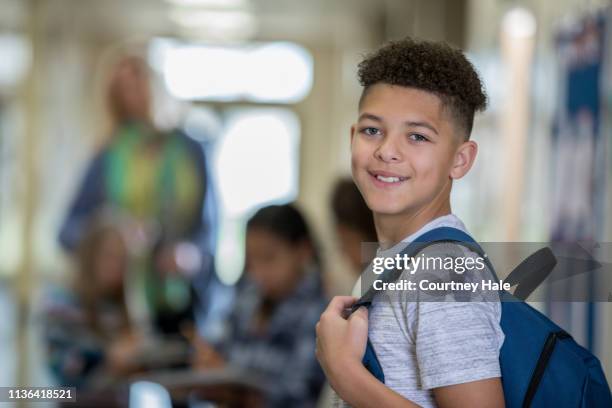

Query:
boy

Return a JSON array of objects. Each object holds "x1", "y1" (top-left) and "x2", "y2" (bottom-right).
[{"x1": 315, "y1": 38, "x2": 505, "y2": 407}]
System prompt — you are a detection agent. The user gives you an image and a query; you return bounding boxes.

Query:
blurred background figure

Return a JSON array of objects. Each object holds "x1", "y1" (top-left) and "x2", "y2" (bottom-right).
[
  {"x1": 57, "y1": 55, "x2": 219, "y2": 338},
  {"x1": 192, "y1": 204, "x2": 327, "y2": 407},
  {"x1": 44, "y1": 216, "x2": 140, "y2": 388},
  {"x1": 330, "y1": 177, "x2": 377, "y2": 276}
]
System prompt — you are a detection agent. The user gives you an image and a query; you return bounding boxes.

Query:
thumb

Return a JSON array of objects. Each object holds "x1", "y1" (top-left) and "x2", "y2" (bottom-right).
[{"x1": 348, "y1": 306, "x2": 369, "y2": 331}]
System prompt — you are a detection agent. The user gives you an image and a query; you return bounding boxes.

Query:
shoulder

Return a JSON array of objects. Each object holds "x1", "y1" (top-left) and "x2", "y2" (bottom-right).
[
  {"x1": 172, "y1": 129, "x2": 204, "y2": 150},
  {"x1": 411, "y1": 243, "x2": 502, "y2": 333},
  {"x1": 412, "y1": 241, "x2": 491, "y2": 277}
]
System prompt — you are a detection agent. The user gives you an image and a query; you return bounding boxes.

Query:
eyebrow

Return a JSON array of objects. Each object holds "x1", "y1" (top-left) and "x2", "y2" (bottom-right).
[{"x1": 358, "y1": 113, "x2": 439, "y2": 135}]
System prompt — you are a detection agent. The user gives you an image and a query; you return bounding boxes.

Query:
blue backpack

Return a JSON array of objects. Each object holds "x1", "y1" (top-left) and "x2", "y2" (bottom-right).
[{"x1": 354, "y1": 227, "x2": 612, "y2": 408}]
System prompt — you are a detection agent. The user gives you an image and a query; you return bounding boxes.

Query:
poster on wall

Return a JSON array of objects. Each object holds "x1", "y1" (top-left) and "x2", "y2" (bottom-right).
[{"x1": 550, "y1": 9, "x2": 608, "y2": 352}]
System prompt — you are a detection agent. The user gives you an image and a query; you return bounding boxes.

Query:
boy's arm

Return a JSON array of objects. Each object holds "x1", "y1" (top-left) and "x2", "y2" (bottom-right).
[
  {"x1": 316, "y1": 296, "x2": 420, "y2": 407},
  {"x1": 323, "y1": 359, "x2": 420, "y2": 407},
  {"x1": 316, "y1": 296, "x2": 504, "y2": 408},
  {"x1": 433, "y1": 378, "x2": 505, "y2": 407}
]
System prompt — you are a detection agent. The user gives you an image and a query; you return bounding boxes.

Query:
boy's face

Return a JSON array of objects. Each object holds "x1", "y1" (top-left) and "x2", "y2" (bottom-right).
[{"x1": 351, "y1": 83, "x2": 474, "y2": 220}]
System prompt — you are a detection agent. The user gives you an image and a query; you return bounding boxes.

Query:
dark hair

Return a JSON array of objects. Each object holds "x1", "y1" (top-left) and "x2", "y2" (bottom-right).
[
  {"x1": 331, "y1": 178, "x2": 377, "y2": 242},
  {"x1": 247, "y1": 203, "x2": 321, "y2": 266},
  {"x1": 357, "y1": 37, "x2": 487, "y2": 139}
]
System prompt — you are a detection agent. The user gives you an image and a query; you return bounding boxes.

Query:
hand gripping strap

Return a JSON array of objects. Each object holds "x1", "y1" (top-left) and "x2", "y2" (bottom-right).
[{"x1": 354, "y1": 227, "x2": 484, "y2": 384}]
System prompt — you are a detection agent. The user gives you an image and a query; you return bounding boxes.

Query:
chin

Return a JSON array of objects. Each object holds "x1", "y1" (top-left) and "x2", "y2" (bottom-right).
[{"x1": 367, "y1": 200, "x2": 411, "y2": 217}]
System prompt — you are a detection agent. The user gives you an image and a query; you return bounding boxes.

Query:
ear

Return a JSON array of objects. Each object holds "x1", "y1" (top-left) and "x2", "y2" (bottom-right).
[
  {"x1": 350, "y1": 124, "x2": 357, "y2": 146},
  {"x1": 450, "y1": 140, "x2": 478, "y2": 179}
]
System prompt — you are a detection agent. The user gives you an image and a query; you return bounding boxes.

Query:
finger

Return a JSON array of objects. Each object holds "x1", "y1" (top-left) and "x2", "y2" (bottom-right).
[
  {"x1": 348, "y1": 306, "x2": 369, "y2": 331},
  {"x1": 326, "y1": 296, "x2": 358, "y2": 313},
  {"x1": 349, "y1": 305, "x2": 369, "y2": 321}
]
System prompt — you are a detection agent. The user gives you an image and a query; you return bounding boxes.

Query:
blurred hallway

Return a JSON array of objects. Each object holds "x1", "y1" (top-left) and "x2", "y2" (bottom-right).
[{"x1": 0, "y1": 0, "x2": 611, "y2": 406}]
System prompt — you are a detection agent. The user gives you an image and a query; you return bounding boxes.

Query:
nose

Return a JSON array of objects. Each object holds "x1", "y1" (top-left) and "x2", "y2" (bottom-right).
[{"x1": 375, "y1": 134, "x2": 402, "y2": 163}]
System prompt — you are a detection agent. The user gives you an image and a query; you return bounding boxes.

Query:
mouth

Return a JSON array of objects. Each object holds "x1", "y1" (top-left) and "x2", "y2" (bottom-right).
[{"x1": 368, "y1": 170, "x2": 409, "y2": 185}]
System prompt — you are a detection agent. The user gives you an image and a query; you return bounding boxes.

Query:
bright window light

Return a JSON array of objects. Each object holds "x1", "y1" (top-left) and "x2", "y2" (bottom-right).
[
  {"x1": 246, "y1": 42, "x2": 313, "y2": 103},
  {"x1": 502, "y1": 7, "x2": 537, "y2": 39},
  {"x1": 0, "y1": 34, "x2": 31, "y2": 89},
  {"x1": 163, "y1": 45, "x2": 244, "y2": 101},
  {"x1": 213, "y1": 107, "x2": 300, "y2": 284},
  {"x1": 215, "y1": 108, "x2": 300, "y2": 216},
  {"x1": 149, "y1": 38, "x2": 313, "y2": 103}
]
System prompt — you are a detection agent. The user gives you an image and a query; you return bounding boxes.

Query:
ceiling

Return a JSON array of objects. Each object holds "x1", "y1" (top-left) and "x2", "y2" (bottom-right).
[{"x1": 2, "y1": 0, "x2": 393, "y2": 47}]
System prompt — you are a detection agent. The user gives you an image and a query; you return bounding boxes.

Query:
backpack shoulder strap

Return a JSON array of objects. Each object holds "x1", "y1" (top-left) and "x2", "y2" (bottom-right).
[
  {"x1": 355, "y1": 226, "x2": 492, "y2": 384},
  {"x1": 352, "y1": 226, "x2": 490, "y2": 311}
]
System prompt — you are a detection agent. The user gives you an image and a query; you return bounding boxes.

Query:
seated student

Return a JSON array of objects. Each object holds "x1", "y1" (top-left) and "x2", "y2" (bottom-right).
[
  {"x1": 44, "y1": 217, "x2": 142, "y2": 388},
  {"x1": 315, "y1": 38, "x2": 505, "y2": 407},
  {"x1": 193, "y1": 204, "x2": 328, "y2": 407},
  {"x1": 331, "y1": 177, "x2": 377, "y2": 275}
]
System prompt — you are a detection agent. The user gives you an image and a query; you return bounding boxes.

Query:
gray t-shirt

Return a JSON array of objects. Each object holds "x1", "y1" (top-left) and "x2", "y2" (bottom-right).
[{"x1": 336, "y1": 215, "x2": 505, "y2": 407}]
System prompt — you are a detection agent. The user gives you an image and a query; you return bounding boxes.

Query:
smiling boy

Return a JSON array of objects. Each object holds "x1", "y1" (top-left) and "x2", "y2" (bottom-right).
[{"x1": 316, "y1": 38, "x2": 505, "y2": 407}]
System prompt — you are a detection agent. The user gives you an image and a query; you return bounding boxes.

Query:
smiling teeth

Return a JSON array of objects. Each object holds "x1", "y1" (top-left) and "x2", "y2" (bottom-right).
[{"x1": 376, "y1": 175, "x2": 402, "y2": 183}]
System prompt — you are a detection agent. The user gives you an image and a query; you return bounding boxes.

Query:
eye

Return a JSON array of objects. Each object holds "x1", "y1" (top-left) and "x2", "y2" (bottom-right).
[
  {"x1": 360, "y1": 127, "x2": 382, "y2": 137},
  {"x1": 409, "y1": 133, "x2": 429, "y2": 142}
]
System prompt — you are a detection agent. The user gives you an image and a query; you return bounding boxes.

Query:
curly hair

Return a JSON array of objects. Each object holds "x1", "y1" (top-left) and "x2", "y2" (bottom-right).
[{"x1": 357, "y1": 37, "x2": 487, "y2": 139}]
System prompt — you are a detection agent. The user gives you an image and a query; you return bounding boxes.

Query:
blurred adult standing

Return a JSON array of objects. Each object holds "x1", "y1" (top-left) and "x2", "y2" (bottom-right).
[{"x1": 58, "y1": 55, "x2": 218, "y2": 337}]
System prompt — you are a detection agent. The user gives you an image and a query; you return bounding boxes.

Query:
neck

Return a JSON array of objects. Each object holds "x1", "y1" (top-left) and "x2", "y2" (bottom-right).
[{"x1": 374, "y1": 188, "x2": 452, "y2": 248}]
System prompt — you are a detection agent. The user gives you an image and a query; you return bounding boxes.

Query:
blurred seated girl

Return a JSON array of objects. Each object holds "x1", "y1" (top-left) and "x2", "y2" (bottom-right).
[
  {"x1": 192, "y1": 204, "x2": 328, "y2": 407},
  {"x1": 44, "y1": 216, "x2": 141, "y2": 388}
]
